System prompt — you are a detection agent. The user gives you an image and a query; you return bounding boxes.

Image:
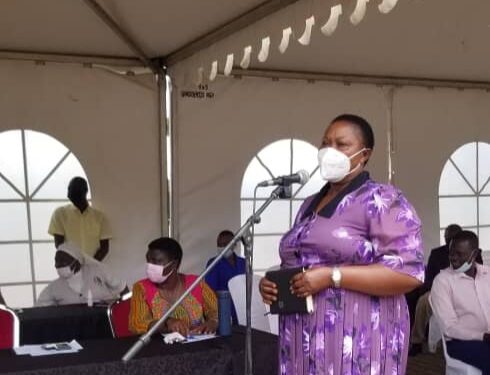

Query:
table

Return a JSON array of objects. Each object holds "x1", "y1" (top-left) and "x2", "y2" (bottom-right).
[
  {"x1": 17, "y1": 304, "x2": 112, "y2": 345},
  {"x1": 0, "y1": 327, "x2": 278, "y2": 375}
]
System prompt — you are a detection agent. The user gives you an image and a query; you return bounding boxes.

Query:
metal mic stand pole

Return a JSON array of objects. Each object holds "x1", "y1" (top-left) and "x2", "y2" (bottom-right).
[
  {"x1": 242, "y1": 184, "x2": 290, "y2": 375},
  {"x1": 122, "y1": 184, "x2": 288, "y2": 364}
]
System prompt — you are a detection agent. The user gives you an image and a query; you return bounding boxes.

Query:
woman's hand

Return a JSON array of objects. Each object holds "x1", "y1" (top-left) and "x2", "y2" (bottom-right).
[
  {"x1": 290, "y1": 267, "x2": 332, "y2": 298},
  {"x1": 259, "y1": 277, "x2": 278, "y2": 305},
  {"x1": 191, "y1": 319, "x2": 218, "y2": 334},
  {"x1": 166, "y1": 318, "x2": 190, "y2": 337}
]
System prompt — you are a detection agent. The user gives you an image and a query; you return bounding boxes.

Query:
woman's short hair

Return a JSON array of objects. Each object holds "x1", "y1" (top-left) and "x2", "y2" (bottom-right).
[
  {"x1": 148, "y1": 237, "x2": 183, "y2": 265},
  {"x1": 331, "y1": 114, "x2": 375, "y2": 149}
]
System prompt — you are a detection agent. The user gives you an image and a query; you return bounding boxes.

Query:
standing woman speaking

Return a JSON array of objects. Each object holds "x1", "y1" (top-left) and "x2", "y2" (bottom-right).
[{"x1": 259, "y1": 114, "x2": 424, "y2": 375}]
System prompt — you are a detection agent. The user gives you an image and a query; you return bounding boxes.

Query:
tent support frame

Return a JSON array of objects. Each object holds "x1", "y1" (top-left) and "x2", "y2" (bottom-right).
[
  {"x1": 229, "y1": 68, "x2": 490, "y2": 91},
  {"x1": 81, "y1": 0, "x2": 159, "y2": 73}
]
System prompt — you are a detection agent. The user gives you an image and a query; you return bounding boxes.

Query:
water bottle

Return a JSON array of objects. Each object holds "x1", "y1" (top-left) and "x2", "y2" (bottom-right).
[
  {"x1": 87, "y1": 289, "x2": 93, "y2": 307},
  {"x1": 217, "y1": 291, "x2": 232, "y2": 336}
]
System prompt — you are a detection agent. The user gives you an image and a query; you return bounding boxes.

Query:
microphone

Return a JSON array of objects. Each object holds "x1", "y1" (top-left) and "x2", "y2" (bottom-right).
[{"x1": 257, "y1": 170, "x2": 310, "y2": 187}]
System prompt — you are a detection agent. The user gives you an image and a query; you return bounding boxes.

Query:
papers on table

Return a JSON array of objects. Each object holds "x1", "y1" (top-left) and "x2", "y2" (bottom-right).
[
  {"x1": 161, "y1": 332, "x2": 217, "y2": 344},
  {"x1": 182, "y1": 333, "x2": 216, "y2": 344},
  {"x1": 14, "y1": 340, "x2": 83, "y2": 356}
]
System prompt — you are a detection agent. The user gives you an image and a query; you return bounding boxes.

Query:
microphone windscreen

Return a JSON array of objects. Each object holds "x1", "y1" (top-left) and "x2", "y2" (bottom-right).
[{"x1": 297, "y1": 170, "x2": 310, "y2": 185}]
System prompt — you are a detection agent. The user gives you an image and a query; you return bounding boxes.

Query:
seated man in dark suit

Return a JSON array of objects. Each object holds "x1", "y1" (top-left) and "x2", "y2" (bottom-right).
[{"x1": 409, "y1": 224, "x2": 483, "y2": 355}]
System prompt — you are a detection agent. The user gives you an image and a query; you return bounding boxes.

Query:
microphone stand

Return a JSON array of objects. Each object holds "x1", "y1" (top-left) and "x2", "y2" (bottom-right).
[{"x1": 122, "y1": 184, "x2": 290, "y2": 370}]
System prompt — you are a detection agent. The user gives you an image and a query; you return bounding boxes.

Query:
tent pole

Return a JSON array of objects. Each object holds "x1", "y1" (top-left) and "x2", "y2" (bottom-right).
[
  {"x1": 157, "y1": 71, "x2": 169, "y2": 236},
  {"x1": 384, "y1": 87, "x2": 396, "y2": 184}
]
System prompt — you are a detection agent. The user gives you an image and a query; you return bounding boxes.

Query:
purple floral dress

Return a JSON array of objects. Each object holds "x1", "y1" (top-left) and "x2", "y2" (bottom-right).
[{"x1": 279, "y1": 172, "x2": 424, "y2": 375}]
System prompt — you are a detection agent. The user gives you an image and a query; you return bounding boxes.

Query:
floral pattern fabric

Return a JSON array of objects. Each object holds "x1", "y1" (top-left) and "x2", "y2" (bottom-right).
[
  {"x1": 128, "y1": 275, "x2": 218, "y2": 334},
  {"x1": 279, "y1": 174, "x2": 424, "y2": 375}
]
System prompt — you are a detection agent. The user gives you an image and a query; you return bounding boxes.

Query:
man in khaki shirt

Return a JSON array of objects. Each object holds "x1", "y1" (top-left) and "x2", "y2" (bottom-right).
[{"x1": 48, "y1": 177, "x2": 111, "y2": 261}]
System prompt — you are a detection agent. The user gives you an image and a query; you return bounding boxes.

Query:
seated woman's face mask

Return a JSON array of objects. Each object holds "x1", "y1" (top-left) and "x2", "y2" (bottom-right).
[
  {"x1": 56, "y1": 261, "x2": 76, "y2": 279},
  {"x1": 146, "y1": 261, "x2": 175, "y2": 284}
]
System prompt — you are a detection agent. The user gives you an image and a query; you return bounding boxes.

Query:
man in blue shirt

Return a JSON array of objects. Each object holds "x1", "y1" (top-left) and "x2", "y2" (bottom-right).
[{"x1": 205, "y1": 230, "x2": 246, "y2": 324}]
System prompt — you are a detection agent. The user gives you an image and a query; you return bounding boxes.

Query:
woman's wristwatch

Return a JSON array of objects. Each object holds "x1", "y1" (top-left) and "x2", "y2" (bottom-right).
[{"x1": 331, "y1": 266, "x2": 342, "y2": 288}]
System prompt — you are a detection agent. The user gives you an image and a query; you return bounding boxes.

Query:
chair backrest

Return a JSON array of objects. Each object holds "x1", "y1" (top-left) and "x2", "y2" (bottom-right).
[
  {"x1": 427, "y1": 314, "x2": 442, "y2": 353},
  {"x1": 228, "y1": 274, "x2": 277, "y2": 334},
  {"x1": 428, "y1": 296, "x2": 482, "y2": 375},
  {"x1": 107, "y1": 292, "x2": 134, "y2": 338},
  {"x1": 0, "y1": 304, "x2": 19, "y2": 349}
]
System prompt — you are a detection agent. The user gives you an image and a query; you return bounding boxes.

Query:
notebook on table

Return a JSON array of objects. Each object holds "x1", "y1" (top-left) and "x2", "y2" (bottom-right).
[{"x1": 265, "y1": 267, "x2": 314, "y2": 315}]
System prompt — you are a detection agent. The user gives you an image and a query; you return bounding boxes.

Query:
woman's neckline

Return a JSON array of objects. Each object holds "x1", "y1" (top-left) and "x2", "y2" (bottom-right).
[{"x1": 302, "y1": 171, "x2": 370, "y2": 220}]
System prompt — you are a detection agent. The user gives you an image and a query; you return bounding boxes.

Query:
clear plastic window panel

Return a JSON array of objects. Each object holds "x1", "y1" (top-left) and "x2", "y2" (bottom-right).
[
  {"x1": 439, "y1": 160, "x2": 475, "y2": 195},
  {"x1": 450, "y1": 143, "x2": 477, "y2": 192},
  {"x1": 439, "y1": 197, "x2": 477, "y2": 228},
  {"x1": 1, "y1": 285, "x2": 33, "y2": 308},
  {"x1": 479, "y1": 197, "x2": 490, "y2": 226},
  {"x1": 25, "y1": 130, "x2": 70, "y2": 196},
  {"x1": 30, "y1": 202, "x2": 66, "y2": 241},
  {"x1": 33, "y1": 243, "x2": 57, "y2": 282},
  {"x1": 0, "y1": 130, "x2": 26, "y2": 196},
  {"x1": 33, "y1": 153, "x2": 90, "y2": 199},
  {"x1": 0, "y1": 202, "x2": 28, "y2": 241},
  {"x1": 256, "y1": 139, "x2": 291, "y2": 178},
  {"x1": 0, "y1": 244, "x2": 32, "y2": 283},
  {"x1": 479, "y1": 227, "x2": 490, "y2": 253},
  {"x1": 478, "y1": 142, "x2": 490, "y2": 193}
]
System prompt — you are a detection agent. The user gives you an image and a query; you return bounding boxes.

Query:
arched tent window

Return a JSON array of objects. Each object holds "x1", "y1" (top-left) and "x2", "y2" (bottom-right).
[
  {"x1": 240, "y1": 139, "x2": 324, "y2": 273},
  {"x1": 0, "y1": 130, "x2": 90, "y2": 307},
  {"x1": 439, "y1": 142, "x2": 490, "y2": 261}
]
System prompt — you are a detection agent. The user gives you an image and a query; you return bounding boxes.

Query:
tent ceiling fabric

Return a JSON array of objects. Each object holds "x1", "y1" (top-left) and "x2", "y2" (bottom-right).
[
  {"x1": 172, "y1": 0, "x2": 490, "y2": 82},
  {"x1": 0, "y1": 0, "x2": 489, "y2": 81},
  {"x1": 248, "y1": 0, "x2": 490, "y2": 82},
  {"x1": 0, "y1": 0, "x2": 265, "y2": 58}
]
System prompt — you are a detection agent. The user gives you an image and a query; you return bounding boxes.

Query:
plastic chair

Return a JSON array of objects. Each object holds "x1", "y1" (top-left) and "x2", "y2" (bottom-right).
[
  {"x1": 107, "y1": 292, "x2": 134, "y2": 338},
  {"x1": 428, "y1": 296, "x2": 481, "y2": 375},
  {"x1": 228, "y1": 274, "x2": 278, "y2": 335},
  {"x1": 427, "y1": 314, "x2": 442, "y2": 353},
  {"x1": 0, "y1": 304, "x2": 20, "y2": 349}
]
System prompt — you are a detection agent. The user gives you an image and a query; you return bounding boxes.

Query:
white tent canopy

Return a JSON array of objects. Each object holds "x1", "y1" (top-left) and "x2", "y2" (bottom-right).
[
  {"x1": 0, "y1": 0, "x2": 489, "y2": 306},
  {"x1": 1, "y1": 0, "x2": 489, "y2": 82}
]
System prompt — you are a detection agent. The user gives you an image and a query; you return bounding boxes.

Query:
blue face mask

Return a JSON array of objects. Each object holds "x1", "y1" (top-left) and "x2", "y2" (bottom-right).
[{"x1": 452, "y1": 250, "x2": 476, "y2": 273}]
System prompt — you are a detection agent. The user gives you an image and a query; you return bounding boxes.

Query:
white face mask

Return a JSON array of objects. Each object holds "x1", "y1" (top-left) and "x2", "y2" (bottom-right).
[
  {"x1": 57, "y1": 265, "x2": 74, "y2": 279},
  {"x1": 451, "y1": 250, "x2": 476, "y2": 274},
  {"x1": 317, "y1": 147, "x2": 367, "y2": 183}
]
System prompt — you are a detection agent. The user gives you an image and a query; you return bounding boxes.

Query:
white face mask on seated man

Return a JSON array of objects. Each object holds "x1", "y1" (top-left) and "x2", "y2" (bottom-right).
[{"x1": 56, "y1": 260, "x2": 76, "y2": 279}]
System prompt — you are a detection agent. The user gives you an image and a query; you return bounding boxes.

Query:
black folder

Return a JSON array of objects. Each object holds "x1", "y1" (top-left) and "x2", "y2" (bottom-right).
[{"x1": 265, "y1": 267, "x2": 314, "y2": 315}]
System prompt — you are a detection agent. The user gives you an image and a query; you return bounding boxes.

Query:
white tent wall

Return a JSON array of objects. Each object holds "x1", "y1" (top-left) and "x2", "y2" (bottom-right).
[
  {"x1": 171, "y1": 73, "x2": 490, "y2": 272},
  {"x1": 173, "y1": 76, "x2": 390, "y2": 273},
  {"x1": 393, "y1": 86, "x2": 490, "y2": 263},
  {"x1": 0, "y1": 60, "x2": 163, "y2": 287}
]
